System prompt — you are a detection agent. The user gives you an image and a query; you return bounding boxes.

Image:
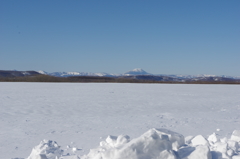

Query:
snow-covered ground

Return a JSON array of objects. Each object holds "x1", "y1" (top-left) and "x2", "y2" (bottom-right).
[{"x1": 0, "y1": 83, "x2": 239, "y2": 159}]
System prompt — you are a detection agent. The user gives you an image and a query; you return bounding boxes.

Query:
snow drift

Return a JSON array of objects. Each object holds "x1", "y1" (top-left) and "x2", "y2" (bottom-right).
[
  {"x1": 27, "y1": 140, "x2": 62, "y2": 159},
  {"x1": 23, "y1": 128, "x2": 240, "y2": 159}
]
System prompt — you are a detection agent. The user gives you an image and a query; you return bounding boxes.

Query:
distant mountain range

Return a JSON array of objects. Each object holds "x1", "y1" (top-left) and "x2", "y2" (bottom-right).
[
  {"x1": 37, "y1": 68, "x2": 240, "y2": 80},
  {"x1": 1, "y1": 69, "x2": 240, "y2": 83}
]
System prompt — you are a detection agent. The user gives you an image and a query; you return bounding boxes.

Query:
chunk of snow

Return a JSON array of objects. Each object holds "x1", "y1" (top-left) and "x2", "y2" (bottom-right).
[
  {"x1": 211, "y1": 141, "x2": 233, "y2": 159},
  {"x1": 231, "y1": 130, "x2": 240, "y2": 142},
  {"x1": 153, "y1": 128, "x2": 185, "y2": 151},
  {"x1": 220, "y1": 137, "x2": 228, "y2": 143},
  {"x1": 159, "y1": 150, "x2": 177, "y2": 159},
  {"x1": 72, "y1": 147, "x2": 77, "y2": 152},
  {"x1": 100, "y1": 134, "x2": 130, "y2": 149},
  {"x1": 227, "y1": 149, "x2": 235, "y2": 157},
  {"x1": 185, "y1": 136, "x2": 194, "y2": 144},
  {"x1": 227, "y1": 140, "x2": 239, "y2": 152},
  {"x1": 177, "y1": 146, "x2": 196, "y2": 158},
  {"x1": 115, "y1": 135, "x2": 130, "y2": 147},
  {"x1": 191, "y1": 135, "x2": 209, "y2": 146},
  {"x1": 215, "y1": 142, "x2": 228, "y2": 154},
  {"x1": 105, "y1": 135, "x2": 118, "y2": 147},
  {"x1": 27, "y1": 140, "x2": 62, "y2": 159},
  {"x1": 208, "y1": 133, "x2": 218, "y2": 144},
  {"x1": 183, "y1": 145, "x2": 211, "y2": 159},
  {"x1": 82, "y1": 128, "x2": 179, "y2": 159},
  {"x1": 232, "y1": 155, "x2": 240, "y2": 159}
]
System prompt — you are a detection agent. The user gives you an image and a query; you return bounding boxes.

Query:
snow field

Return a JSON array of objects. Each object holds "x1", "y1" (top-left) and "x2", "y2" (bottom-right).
[{"x1": 0, "y1": 83, "x2": 239, "y2": 158}]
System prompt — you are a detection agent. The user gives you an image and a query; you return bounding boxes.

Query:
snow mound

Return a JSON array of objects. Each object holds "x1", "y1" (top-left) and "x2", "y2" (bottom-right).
[
  {"x1": 82, "y1": 128, "x2": 180, "y2": 159},
  {"x1": 27, "y1": 140, "x2": 62, "y2": 159},
  {"x1": 25, "y1": 129, "x2": 240, "y2": 159}
]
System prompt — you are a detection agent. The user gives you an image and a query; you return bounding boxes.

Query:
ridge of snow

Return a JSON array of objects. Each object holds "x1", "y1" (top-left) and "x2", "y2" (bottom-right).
[{"x1": 25, "y1": 128, "x2": 240, "y2": 159}]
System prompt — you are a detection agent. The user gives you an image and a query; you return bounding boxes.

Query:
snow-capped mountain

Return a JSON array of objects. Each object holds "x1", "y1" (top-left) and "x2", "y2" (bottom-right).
[{"x1": 124, "y1": 68, "x2": 151, "y2": 76}]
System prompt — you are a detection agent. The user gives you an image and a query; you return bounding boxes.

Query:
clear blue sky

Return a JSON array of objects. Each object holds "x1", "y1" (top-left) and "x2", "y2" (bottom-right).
[{"x1": 1, "y1": 0, "x2": 239, "y2": 76}]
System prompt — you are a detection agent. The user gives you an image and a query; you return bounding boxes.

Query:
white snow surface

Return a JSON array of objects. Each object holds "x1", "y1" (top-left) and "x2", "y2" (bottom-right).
[{"x1": 0, "y1": 83, "x2": 240, "y2": 159}]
